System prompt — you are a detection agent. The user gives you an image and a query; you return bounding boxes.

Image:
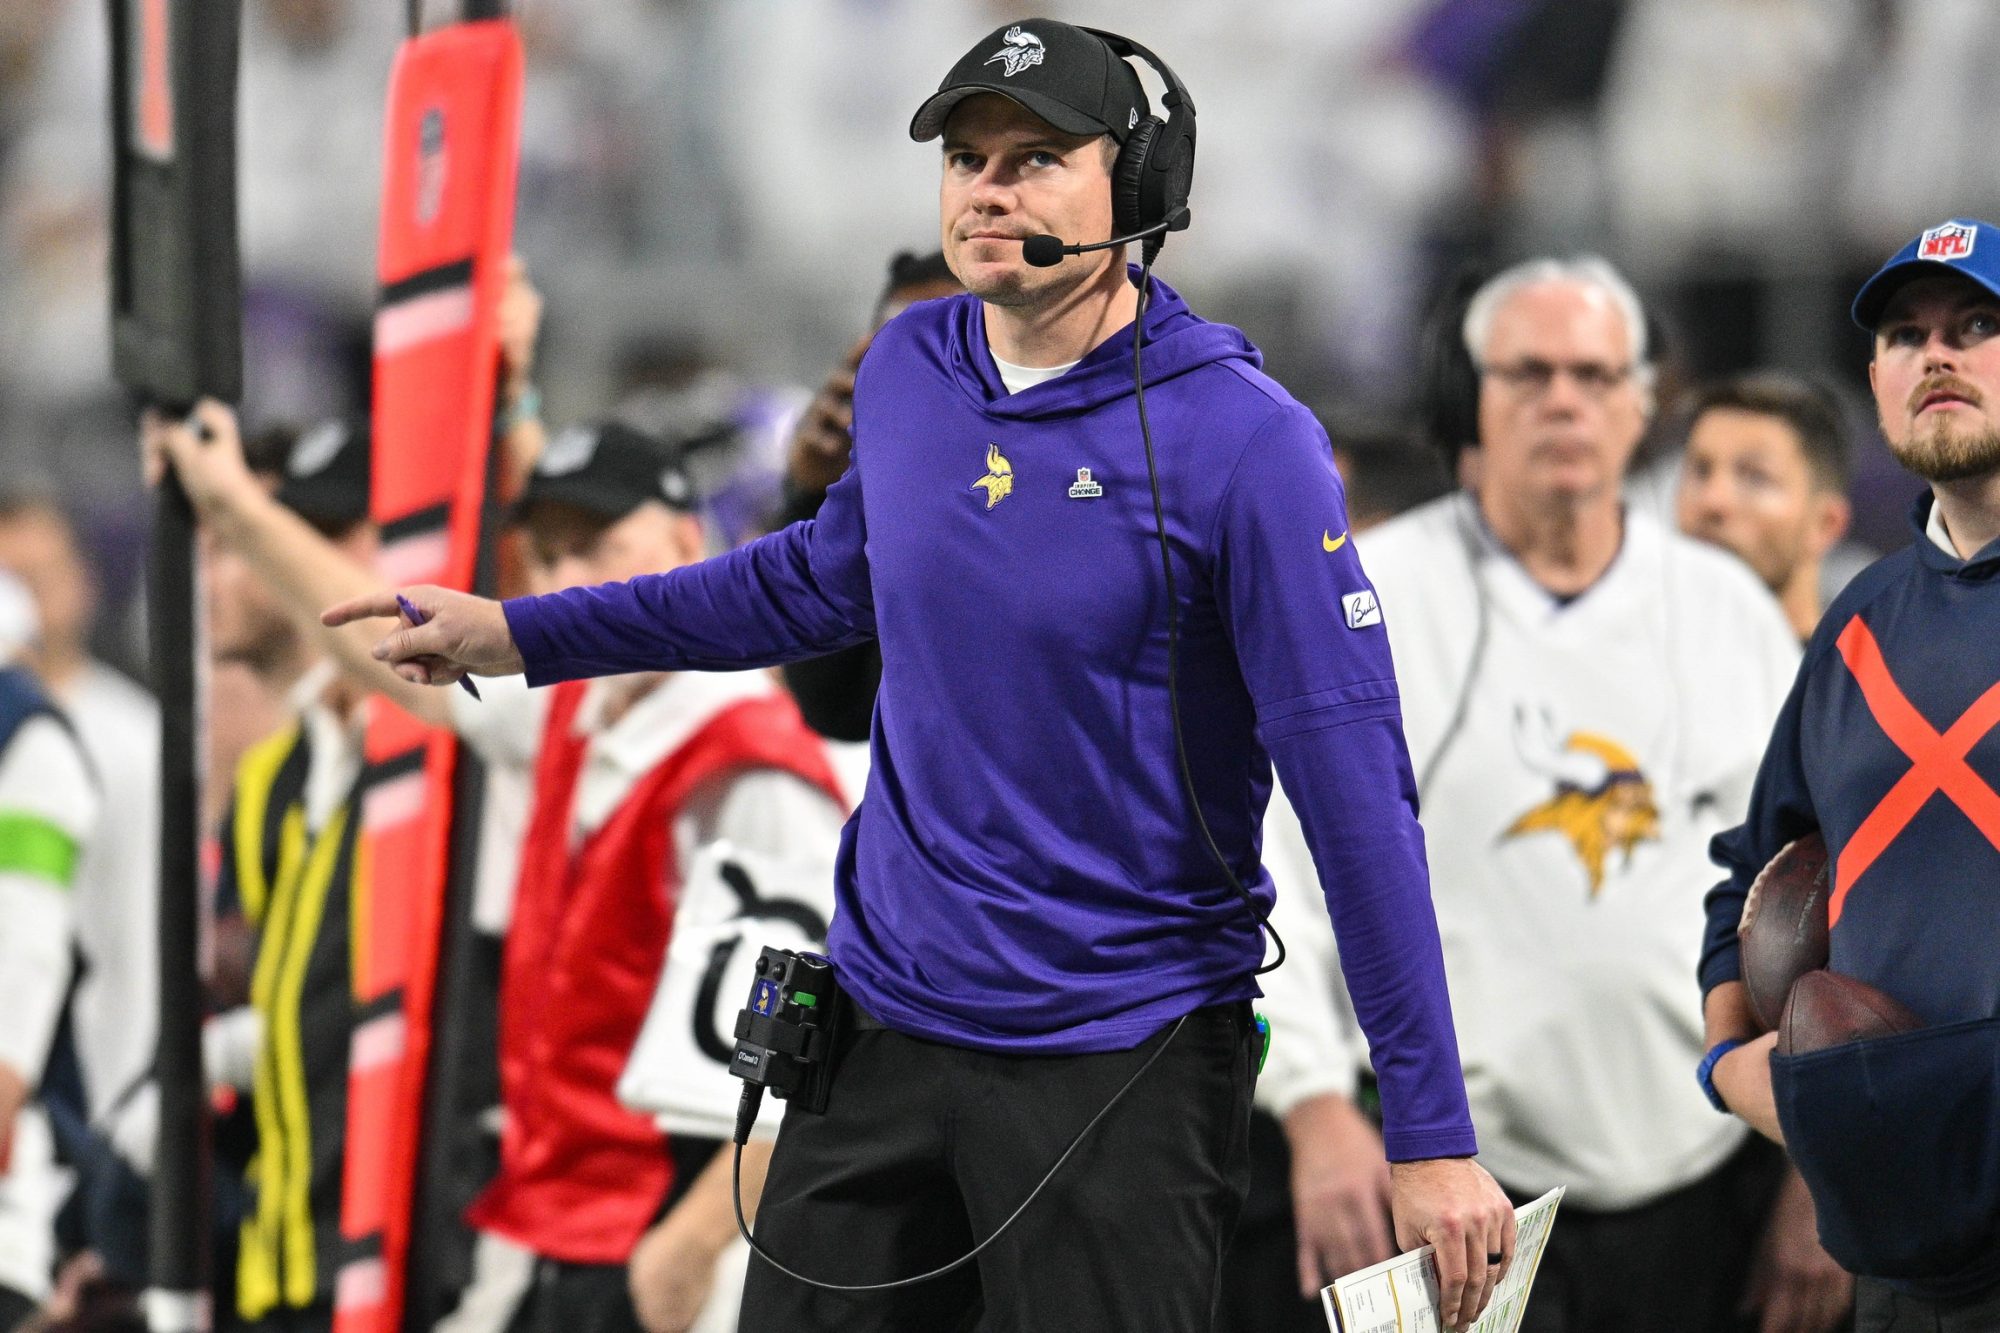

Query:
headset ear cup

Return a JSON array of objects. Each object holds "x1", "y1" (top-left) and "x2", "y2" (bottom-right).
[
  {"x1": 1419, "y1": 264, "x2": 1490, "y2": 468},
  {"x1": 1112, "y1": 116, "x2": 1164, "y2": 237}
]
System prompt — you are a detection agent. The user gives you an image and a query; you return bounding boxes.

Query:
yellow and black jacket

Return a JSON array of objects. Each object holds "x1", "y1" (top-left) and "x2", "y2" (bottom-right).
[{"x1": 218, "y1": 720, "x2": 361, "y2": 1320}]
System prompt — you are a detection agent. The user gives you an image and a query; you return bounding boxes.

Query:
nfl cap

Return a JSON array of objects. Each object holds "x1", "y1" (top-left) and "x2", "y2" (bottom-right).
[
  {"x1": 909, "y1": 19, "x2": 1148, "y2": 145},
  {"x1": 1852, "y1": 219, "x2": 2000, "y2": 329},
  {"x1": 511, "y1": 419, "x2": 696, "y2": 524},
  {"x1": 275, "y1": 417, "x2": 371, "y2": 532}
]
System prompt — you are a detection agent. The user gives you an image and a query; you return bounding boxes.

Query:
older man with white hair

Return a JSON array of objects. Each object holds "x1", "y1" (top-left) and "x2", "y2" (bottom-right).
[
  {"x1": 1263, "y1": 258, "x2": 1850, "y2": 1330},
  {"x1": 0, "y1": 570, "x2": 98, "y2": 1325}
]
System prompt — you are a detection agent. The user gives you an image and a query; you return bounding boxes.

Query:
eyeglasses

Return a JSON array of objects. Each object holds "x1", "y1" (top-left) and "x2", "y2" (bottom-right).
[{"x1": 1480, "y1": 359, "x2": 1635, "y2": 398}]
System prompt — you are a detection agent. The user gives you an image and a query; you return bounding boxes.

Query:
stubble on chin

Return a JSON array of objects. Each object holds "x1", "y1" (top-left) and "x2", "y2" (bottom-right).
[
  {"x1": 1889, "y1": 415, "x2": 2000, "y2": 483},
  {"x1": 965, "y1": 270, "x2": 1032, "y2": 307}
]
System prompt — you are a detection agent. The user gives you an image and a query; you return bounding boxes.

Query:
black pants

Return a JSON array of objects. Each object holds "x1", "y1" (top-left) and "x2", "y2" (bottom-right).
[
  {"x1": 241, "y1": 1303, "x2": 332, "y2": 1333},
  {"x1": 1215, "y1": 1109, "x2": 1326, "y2": 1333},
  {"x1": 1855, "y1": 1276, "x2": 2000, "y2": 1332},
  {"x1": 1512, "y1": 1134, "x2": 1788, "y2": 1333},
  {"x1": 738, "y1": 1000, "x2": 1258, "y2": 1332},
  {"x1": 502, "y1": 1260, "x2": 644, "y2": 1333}
]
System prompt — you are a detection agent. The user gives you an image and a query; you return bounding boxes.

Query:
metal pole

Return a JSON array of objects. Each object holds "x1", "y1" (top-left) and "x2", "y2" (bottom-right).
[
  {"x1": 106, "y1": 0, "x2": 241, "y2": 1323},
  {"x1": 145, "y1": 470, "x2": 210, "y2": 1333}
]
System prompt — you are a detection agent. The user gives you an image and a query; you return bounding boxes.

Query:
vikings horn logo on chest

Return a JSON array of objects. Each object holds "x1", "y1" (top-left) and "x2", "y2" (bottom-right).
[
  {"x1": 972, "y1": 443, "x2": 1014, "y2": 509},
  {"x1": 1502, "y1": 706, "x2": 1661, "y2": 897}
]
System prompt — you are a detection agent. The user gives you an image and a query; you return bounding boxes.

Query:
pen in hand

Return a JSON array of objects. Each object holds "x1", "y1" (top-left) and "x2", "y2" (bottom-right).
[{"x1": 396, "y1": 594, "x2": 481, "y2": 700}]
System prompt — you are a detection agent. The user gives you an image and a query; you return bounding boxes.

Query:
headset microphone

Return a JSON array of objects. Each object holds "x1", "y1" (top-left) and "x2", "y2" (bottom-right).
[{"x1": 1020, "y1": 208, "x2": 1189, "y2": 268}]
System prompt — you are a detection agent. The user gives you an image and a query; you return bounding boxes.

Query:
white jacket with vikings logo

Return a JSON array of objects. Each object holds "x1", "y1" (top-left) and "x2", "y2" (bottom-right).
[{"x1": 1259, "y1": 494, "x2": 1798, "y2": 1210}]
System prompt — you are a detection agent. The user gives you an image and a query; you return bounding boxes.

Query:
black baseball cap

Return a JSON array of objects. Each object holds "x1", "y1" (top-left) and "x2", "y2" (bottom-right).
[
  {"x1": 511, "y1": 419, "x2": 697, "y2": 525},
  {"x1": 275, "y1": 417, "x2": 371, "y2": 532},
  {"x1": 909, "y1": 19, "x2": 1147, "y2": 145}
]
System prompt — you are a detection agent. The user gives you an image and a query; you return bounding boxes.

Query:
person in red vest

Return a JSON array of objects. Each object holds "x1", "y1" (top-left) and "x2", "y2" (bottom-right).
[{"x1": 146, "y1": 407, "x2": 849, "y2": 1333}]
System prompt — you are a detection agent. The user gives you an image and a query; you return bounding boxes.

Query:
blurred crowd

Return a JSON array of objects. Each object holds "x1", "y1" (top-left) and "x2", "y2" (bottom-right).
[
  {"x1": 0, "y1": 1, "x2": 1991, "y2": 1330},
  {"x1": 6, "y1": 0, "x2": 2000, "y2": 666}
]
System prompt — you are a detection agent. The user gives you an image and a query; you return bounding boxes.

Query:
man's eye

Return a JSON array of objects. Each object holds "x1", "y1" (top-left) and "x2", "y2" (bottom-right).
[
  {"x1": 1026, "y1": 150, "x2": 1061, "y2": 168},
  {"x1": 1968, "y1": 312, "x2": 2000, "y2": 337},
  {"x1": 1886, "y1": 325, "x2": 1925, "y2": 347},
  {"x1": 947, "y1": 152, "x2": 979, "y2": 171}
]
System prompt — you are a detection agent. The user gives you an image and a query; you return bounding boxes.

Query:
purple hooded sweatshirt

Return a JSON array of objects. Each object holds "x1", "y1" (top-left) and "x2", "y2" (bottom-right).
[{"x1": 505, "y1": 277, "x2": 1475, "y2": 1160}]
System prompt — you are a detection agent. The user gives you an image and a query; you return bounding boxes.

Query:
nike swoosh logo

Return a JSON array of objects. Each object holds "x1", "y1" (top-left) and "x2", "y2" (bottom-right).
[{"x1": 1323, "y1": 529, "x2": 1348, "y2": 553}]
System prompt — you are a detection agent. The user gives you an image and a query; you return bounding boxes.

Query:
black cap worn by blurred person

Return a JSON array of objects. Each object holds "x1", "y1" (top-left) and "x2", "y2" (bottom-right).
[
  {"x1": 511, "y1": 420, "x2": 698, "y2": 525},
  {"x1": 908, "y1": 19, "x2": 1148, "y2": 144},
  {"x1": 276, "y1": 418, "x2": 372, "y2": 536}
]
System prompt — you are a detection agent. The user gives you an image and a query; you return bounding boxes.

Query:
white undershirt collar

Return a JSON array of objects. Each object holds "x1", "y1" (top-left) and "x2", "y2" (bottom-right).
[
  {"x1": 992, "y1": 353, "x2": 1080, "y2": 395},
  {"x1": 1925, "y1": 495, "x2": 1962, "y2": 558}
]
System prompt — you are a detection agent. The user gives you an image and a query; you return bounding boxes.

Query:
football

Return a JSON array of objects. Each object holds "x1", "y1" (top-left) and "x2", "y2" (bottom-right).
[
  {"x1": 1738, "y1": 832, "x2": 1833, "y2": 1031},
  {"x1": 1777, "y1": 970, "x2": 1923, "y2": 1055}
]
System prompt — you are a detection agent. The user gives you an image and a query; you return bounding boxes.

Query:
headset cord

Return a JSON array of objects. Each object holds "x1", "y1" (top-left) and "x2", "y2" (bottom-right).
[
  {"x1": 1132, "y1": 254, "x2": 1287, "y2": 975},
  {"x1": 730, "y1": 1013, "x2": 1187, "y2": 1291},
  {"x1": 1416, "y1": 492, "x2": 1492, "y2": 804}
]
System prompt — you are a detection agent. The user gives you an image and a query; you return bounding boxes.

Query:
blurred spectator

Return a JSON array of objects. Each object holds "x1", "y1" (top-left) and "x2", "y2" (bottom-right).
[
  {"x1": 0, "y1": 497, "x2": 159, "y2": 1299},
  {"x1": 1261, "y1": 257, "x2": 1846, "y2": 1331},
  {"x1": 205, "y1": 661, "x2": 290, "y2": 832},
  {"x1": 141, "y1": 406, "x2": 380, "y2": 1333},
  {"x1": 0, "y1": 572, "x2": 98, "y2": 1326},
  {"x1": 152, "y1": 399, "x2": 848, "y2": 1333},
  {"x1": 1674, "y1": 373, "x2": 1856, "y2": 641},
  {"x1": 779, "y1": 248, "x2": 963, "y2": 743}
]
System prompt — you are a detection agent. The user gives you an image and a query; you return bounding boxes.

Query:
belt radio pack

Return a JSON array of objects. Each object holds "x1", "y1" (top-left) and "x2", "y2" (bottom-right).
[
  {"x1": 725, "y1": 944, "x2": 1205, "y2": 1294},
  {"x1": 728, "y1": 946, "x2": 840, "y2": 1143}
]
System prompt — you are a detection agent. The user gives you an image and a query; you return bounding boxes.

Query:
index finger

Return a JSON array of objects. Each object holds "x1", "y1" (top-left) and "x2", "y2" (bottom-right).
[{"x1": 322, "y1": 590, "x2": 410, "y2": 628}]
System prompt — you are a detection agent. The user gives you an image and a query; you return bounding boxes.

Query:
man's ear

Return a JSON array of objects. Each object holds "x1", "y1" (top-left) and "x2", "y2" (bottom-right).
[
  {"x1": 672, "y1": 511, "x2": 707, "y2": 565},
  {"x1": 1808, "y1": 492, "x2": 1852, "y2": 561}
]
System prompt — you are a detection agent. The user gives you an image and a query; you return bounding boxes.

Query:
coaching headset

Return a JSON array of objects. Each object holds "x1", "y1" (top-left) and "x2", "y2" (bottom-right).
[{"x1": 908, "y1": 20, "x2": 1196, "y2": 265}]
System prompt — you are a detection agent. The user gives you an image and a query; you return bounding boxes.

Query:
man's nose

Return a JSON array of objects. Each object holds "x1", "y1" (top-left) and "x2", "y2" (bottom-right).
[
  {"x1": 1687, "y1": 474, "x2": 1732, "y2": 524},
  {"x1": 1922, "y1": 329, "x2": 1961, "y2": 373},
  {"x1": 966, "y1": 162, "x2": 1017, "y2": 211},
  {"x1": 1539, "y1": 370, "x2": 1588, "y2": 415}
]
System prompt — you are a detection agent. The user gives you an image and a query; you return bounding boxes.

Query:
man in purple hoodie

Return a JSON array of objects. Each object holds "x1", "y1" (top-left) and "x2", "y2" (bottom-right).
[{"x1": 329, "y1": 19, "x2": 1511, "y2": 1331}]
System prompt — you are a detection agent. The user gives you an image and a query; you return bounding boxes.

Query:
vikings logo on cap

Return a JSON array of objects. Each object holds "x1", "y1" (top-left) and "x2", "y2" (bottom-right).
[
  {"x1": 1502, "y1": 707, "x2": 1660, "y2": 899},
  {"x1": 1919, "y1": 222, "x2": 1977, "y2": 262},
  {"x1": 659, "y1": 466, "x2": 692, "y2": 507},
  {"x1": 537, "y1": 424, "x2": 600, "y2": 477},
  {"x1": 288, "y1": 420, "x2": 349, "y2": 479},
  {"x1": 986, "y1": 26, "x2": 1046, "y2": 78}
]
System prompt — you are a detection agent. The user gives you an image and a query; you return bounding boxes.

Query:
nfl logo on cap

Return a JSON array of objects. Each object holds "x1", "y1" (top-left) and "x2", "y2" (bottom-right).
[{"x1": 1919, "y1": 222, "x2": 1977, "y2": 262}]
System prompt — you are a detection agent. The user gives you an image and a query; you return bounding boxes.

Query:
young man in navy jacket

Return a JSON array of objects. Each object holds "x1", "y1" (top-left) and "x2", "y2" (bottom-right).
[
  {"x1": 330, "y1": 19, "x2": 1512, "y2": 1331},
  {"x1": 1701, "y1": 219, "x2": 2000, "y2": 1330}
]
